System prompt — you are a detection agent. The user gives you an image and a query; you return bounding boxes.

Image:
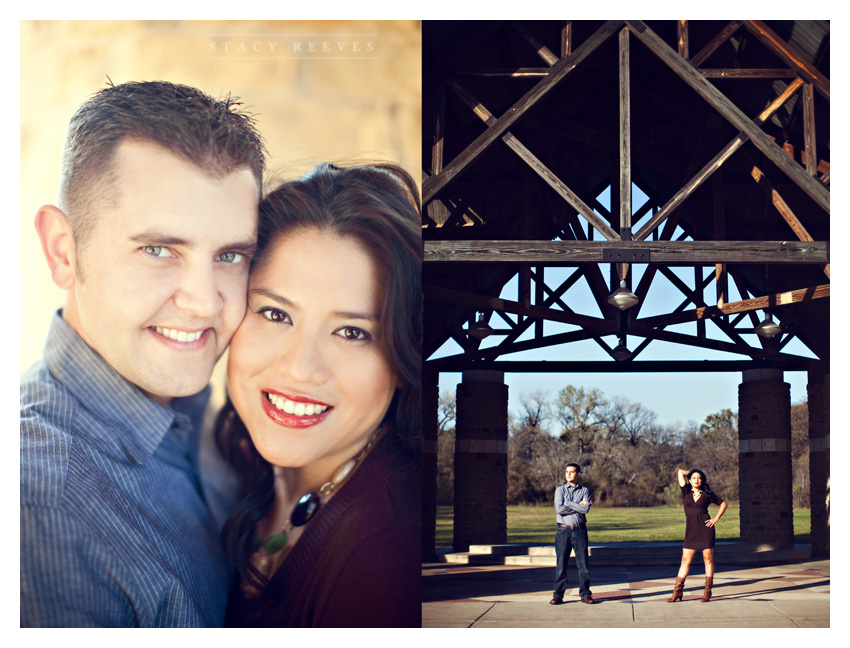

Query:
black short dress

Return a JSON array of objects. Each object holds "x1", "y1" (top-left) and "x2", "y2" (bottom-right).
[{"x1": 681, "y1": 486, "x2": 723, "y2": 550}]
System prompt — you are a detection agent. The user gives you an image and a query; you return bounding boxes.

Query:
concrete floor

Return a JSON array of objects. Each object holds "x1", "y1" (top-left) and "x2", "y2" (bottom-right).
[{"x1": 422, "y1": 558, "x2": 830, "y2": 628}]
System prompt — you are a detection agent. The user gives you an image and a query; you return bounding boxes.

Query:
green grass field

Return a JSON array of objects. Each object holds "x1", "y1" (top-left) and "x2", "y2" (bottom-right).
[{"x1": 435, "y1": 504, "x2": 811, "y2": 546}]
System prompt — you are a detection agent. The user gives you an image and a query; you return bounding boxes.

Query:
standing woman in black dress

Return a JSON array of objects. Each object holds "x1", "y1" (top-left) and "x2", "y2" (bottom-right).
[{"x1": 667, "y1": 468, "x2": 728, "y2": 602}]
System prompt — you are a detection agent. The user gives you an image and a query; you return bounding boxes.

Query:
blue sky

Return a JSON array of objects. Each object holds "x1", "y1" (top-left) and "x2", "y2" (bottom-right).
[{"x1": 430, "y1": 184, "x2": 818, "y2": 432}]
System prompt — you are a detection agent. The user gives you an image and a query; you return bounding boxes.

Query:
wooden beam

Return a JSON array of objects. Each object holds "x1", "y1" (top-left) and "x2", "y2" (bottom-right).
[
  {"x1": 627, "y1": 21, "x2": 830, "y2": 214},
  {"x1": 502, "y1": 133, "x2": 620, "y2": 240},
  {"x1": 535, "y1": 265, "x2": 544, "y2": 339},
  {"x1": 692, "y1": 265, "x2": 704, "y2": 344},
  {"x1": 690, "y1": 21, "x2": 744, "y2": 67},
  {"x1": 431, "y1": 83, "x2": 445, "y2": 177},
  {"x1": 700, "y1": 69, "x2": 797, "y2": 78},
  {"x1": 512, "y1": 22, "x2": 559, "y2": 66},
  {"x1": 633, "y1": 133, "x2": 746, "y2": 241},
  {"x1": 750, "y1": 164, "x2": 829, "y2": 279},
  {"x1": 751, "y1": 166, "x2": 813, "y2": 242},
  {"x1": 478, "y1": 266, "x2": 585, "y2": 357},
  {"x1": 424, "y1": 285, "x2": 620, "y2": 334},
  {"x1": 631, "y1": 206, "x2": 685, "y2": 319},
  {"x1": 658, "y1": 265, "x2": 750, "y2": 347},
  {"x1": 431, "y1": 149, "x2": 500, "y2": 238},
  {"x1": 426, "y1": 359, "x2": 820, "y2": 373},
  {"x1": 630, "y1": 326, "x2": 816, "y2": 364},
  {"x1": 713, "y1": 172, "x2": 727, "y2": 309},
  {"x1": 744, "y1": 20, "x2": 830, "y2": 101},
  {"x1": 803, "y1": 83, "x2": 817, "y2": 176},
  {"x1": 619, "y1": 27, "x2": 632, "y2": 238},
  {"x1": 437, "y1": 327, "x2": 600, "y2": 364},
  {"x1": 425, "y1": 240, "x2": 829, "y2": 264},
  {"x1": 422, "y1": 20, "x2": 623, "y2": 204},
  {"x1": 678, "y1": 20, "x2": 689, "y2": 59},
  {"x1": 633, "y1": 77, "x2": 805, "y2": 241},
  {"x1": 453, "y1": 68, "x2": 550, "y2": 78},
  {"x1": 561, "y1": 21, "x2": 572, "y2": 58},
  {"x1": 426, "y1": 83, "x2": 449, "y2": 227},
  {"x1": 633, "y1": 284, "x2": 830, "y2": 330},
  {"x1": 445, "y1": 76, "x2": 620, "y2": 241}
]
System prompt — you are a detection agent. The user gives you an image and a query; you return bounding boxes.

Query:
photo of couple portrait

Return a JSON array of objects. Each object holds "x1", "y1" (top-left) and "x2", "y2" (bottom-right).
[
  {"x1": 20, "y1": 20, "x2": 421, "y2": 628},
  {"x1": 19, "y1": 18, "x2": 832, "y2": 632}
]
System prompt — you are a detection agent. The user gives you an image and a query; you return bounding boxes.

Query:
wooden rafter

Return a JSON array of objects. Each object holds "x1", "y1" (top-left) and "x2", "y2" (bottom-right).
[
  {"x1": 422, "y1": 20, "x2": 624, "y2": 204},
  {"x1": 749, "y1": 163, "x2": 830, "y2": 279},
  {"x1": 690, "y1": 21, "x2": 744, "y2": 67},
  {"x1": 422, "y1": 20, "x2": 829, "y2": 371},
  {"x1": 744, "y1": 20, "x2": 830, "y2": 100},
  {"x1": 426, "y1": 359, "x2": 820, "y2": 373},
  {"x1": 633, "y1": 76, "x2": 806, "y2": 241},
  {"x1": 626, "y1": 21, "x2": 829, "y2": 214},
  {"x1": 512, "y1": 22, "x2": 559, "y2": 66},
  {"x1": 803, "y1": 82, "x2": 818, "y2": 176},
  {"x1": 424, "y1": 240, "x2": 829, "y2": 264},
  {"x1": 632, "y1": 284, "x2": 830, "y2": 330},
  {"x1": 619, "y1": 26, "x2": 632, "y2": 239},
  {"x1": 424, "y1": 285, "x2": 619, "y2": 334},
  {"x1": 699, "y1": 69, "x2": 797, "y2": 78},
  {"x1": 443, "y1": 75, "x2": 619, "y2": 240},
  {"x1": 436, "y1": 328, "x2": 601, "y2": 365},
  {"x1": 629, "y1": 326, "x2": 813, "y2": 364}
]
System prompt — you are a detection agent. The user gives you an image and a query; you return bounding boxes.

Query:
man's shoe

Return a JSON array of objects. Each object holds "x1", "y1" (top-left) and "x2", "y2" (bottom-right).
[
  {"x1": 549, "y1": 595, "x2": 563, "y2": 605},
  {"x1": 581, "y1": 595, "x2": 595, "y2": 604}
]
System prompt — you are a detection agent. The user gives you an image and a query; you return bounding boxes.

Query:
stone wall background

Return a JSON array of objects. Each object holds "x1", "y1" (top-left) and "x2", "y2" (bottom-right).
[{"x1": 20, "y1": 20, "x2": 421, "y2": 397}]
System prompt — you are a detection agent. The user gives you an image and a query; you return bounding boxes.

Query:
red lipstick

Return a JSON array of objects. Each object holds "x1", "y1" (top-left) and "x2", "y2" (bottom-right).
[{"x1": 261, "y1": 391, "x2": 332, "y2": 429}]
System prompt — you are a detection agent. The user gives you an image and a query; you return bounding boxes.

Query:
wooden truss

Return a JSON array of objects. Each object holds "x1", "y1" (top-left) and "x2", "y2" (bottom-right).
[{"x1": 422, "y1": 20, "x2": 830, "y2": 373}]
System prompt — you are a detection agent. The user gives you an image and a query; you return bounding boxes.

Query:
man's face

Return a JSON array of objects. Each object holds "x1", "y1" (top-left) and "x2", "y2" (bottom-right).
[
  {"x1": 565, "y1": 466, "x2": 579, "y2": 484},
  {"x1": 62, "y1": 140, "x2": 258, "y2": 404}
]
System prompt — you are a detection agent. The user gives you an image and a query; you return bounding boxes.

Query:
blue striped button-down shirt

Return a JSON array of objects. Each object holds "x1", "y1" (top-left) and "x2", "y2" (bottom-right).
[{"x1": 20, "y1": 313, "x2": 231, "y2": 627}]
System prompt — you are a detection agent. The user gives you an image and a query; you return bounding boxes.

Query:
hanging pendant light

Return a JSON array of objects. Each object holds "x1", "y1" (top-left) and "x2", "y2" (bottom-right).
[
  {"x1": 611, "y1": 333, "x2": 631, "y2": 361},
  {"x1": 754, "y1": 264, "x2": 781, "y2": 339},
  {"x1": 607, "y1": 280, "x2": 639, "y2": 311},
  {"x1": 467, "y1": 312, "x2": 494, "y2": 340},
  {"x1": 611, "y1": 341, "x2": 631, "y2": 361},
  {"x1": 755, "y1": 315, "x2": 781, "y2": 339}
]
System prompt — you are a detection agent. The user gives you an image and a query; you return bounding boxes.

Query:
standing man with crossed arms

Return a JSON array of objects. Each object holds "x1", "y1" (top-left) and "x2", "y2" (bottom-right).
[{"x1": 550, "y1": 463, "x2": 595, "y2": 605}]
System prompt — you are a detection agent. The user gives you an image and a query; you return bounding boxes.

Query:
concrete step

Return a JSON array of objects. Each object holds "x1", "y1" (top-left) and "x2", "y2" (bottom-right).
[{"x1": 435, "y1": 542, "x2": 811, "y2": 566}]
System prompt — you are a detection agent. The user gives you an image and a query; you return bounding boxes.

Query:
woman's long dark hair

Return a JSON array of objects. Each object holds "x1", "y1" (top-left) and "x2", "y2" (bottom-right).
[
  {"x1": 685, "y1": 469, "x2": 719, "y2": 499},
  {"x1": 215, "y1": 162, "x2": 422, "y2": 590}
]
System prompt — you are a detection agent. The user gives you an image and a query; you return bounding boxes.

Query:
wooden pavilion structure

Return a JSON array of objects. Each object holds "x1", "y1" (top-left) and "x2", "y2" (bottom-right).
[{"x1": 421, "y1": 20, "x2": 829, "y2": 559}]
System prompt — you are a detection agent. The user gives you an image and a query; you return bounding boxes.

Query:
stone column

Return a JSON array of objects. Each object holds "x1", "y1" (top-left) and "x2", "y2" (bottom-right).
[
  {"x1": 453, "y1": 370, "x2": 508, "y2": 551},
  {"x1": 422, "y1": 369, "x2": 439, "y2": 561},
  {"x1": 737, "y1": 368, "x2": 793, "y2": 548},
  {"x1": 807, "y1": 370, "x2": 830, "y2": 557}
]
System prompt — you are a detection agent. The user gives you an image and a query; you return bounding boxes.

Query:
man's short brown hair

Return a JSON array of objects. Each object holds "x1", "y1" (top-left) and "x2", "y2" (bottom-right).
[{"x1": 58, "y1": 80, "x2": 266, "y2": 248}]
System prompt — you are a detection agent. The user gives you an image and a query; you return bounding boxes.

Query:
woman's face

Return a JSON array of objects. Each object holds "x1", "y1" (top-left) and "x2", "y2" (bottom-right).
[
  {"x1": 689, "y1": 472, "x2": 703, "y2": 489},
  {"x1": 227, "y1": 228, "x2": 398, "y2": 478}
]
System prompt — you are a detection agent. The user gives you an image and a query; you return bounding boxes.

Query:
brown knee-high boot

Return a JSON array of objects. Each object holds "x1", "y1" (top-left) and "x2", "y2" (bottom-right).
[
  {"x1": 701, "y1": 576, "x2": 713, "y2": 602},
  {"x1": 667, "y1": 577, "x2": 686, "y2": 602}
]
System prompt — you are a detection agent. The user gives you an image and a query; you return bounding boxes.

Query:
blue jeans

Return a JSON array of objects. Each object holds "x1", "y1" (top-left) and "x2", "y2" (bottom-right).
[{"x1": 552, "y1": 527, "x2": 591, "y2": 598}]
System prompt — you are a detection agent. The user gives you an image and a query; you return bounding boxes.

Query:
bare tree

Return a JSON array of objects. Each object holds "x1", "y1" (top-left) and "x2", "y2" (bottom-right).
[
  {"x1": 554, "y1": 385, "x2": 606, "y2": 461},
  {"x1": 791, "y1": 400, "x2": 810, "y2": 508},
  {"x1": 605, "y1": 396, "x2": 658, "y2": 447},
  {"x1": 436, "y1": 391, "x2": 456, "y2": 505},
  {"x1": 437, "y1": 391, "x2": 456, "y2": 430}
]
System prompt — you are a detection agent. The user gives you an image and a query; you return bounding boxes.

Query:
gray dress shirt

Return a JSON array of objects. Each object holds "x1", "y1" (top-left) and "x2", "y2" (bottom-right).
[
  {"x1": 554, "y1": 482, "x2": 592, "y2": 526},
  {"x1": 20, "y1": 312, "x2": 231, "y2": 627}
]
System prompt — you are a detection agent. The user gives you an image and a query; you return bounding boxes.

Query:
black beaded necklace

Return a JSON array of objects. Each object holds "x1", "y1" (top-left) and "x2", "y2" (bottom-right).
[{"x1": 257, "y1": 425, "x2": 384, "y2": 558}]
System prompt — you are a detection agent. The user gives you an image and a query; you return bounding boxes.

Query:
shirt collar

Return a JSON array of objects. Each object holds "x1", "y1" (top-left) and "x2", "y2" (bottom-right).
[{"x1": 44, "y1": 311, "x2": 210, "y2": 464}]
